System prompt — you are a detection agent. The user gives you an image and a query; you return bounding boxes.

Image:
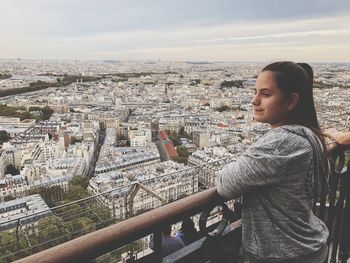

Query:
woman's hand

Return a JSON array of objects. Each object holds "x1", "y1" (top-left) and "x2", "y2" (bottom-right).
[{"x1": 324, "y1": 128, "x2": 350, "y2": 150}]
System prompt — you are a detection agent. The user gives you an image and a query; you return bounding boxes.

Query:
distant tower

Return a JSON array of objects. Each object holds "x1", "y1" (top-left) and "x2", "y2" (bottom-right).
[{"x1": 164, "y1": 85, "x2": 168, "y2": 96}]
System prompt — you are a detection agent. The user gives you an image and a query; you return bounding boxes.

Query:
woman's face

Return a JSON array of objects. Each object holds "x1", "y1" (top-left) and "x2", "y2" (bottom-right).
[{"x1": 251, "y1": 70, "x2": 290, "y2": 128}]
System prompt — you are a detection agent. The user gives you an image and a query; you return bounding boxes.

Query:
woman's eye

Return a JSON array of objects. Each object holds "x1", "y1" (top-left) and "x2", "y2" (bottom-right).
[{"x1": 261, "y1": 92, "x2": 271, "y2": 96}]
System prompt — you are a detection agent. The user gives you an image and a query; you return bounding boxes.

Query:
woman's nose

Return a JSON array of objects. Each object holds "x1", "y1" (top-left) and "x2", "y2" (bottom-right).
[{"x1": 251, "y1": 94, "x2": 259, "y2": 105}]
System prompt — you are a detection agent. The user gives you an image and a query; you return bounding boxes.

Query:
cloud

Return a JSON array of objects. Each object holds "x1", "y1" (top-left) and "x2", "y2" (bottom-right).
[
  {"x1": 1, "y1": 0, "x2": 350, "y2": 37},
  {"x1": 0, "y1": 1, "x2": 349, "y2": 61}
]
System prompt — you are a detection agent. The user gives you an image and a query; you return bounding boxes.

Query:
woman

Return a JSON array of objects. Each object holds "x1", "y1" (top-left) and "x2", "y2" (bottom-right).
[
  {"x1": 176, "y1": 217, "x2": 198, "y2": 245},
  {"x1": 217, "y1": 61, "x2": 329, "y2": 262}
]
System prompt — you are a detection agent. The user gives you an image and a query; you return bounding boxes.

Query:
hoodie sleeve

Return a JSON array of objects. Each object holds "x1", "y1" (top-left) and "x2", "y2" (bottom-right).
[{"x1": 216, "y1": 127, "x2": 311, "y2": 200}]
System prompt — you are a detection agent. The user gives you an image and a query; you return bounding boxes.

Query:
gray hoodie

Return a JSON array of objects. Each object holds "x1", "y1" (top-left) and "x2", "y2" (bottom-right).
[{"x1": 216, "y1": 125, "x2": 329, "y2": 262}]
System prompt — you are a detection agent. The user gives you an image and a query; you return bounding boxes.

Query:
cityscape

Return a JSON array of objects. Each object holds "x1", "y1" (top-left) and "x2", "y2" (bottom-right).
[
  {"x1": 0, "y1": 59, "x2": 349, "y2": 261},
  {"x1": 1, "y1": 0, "x2": 350, "y2": 262}
]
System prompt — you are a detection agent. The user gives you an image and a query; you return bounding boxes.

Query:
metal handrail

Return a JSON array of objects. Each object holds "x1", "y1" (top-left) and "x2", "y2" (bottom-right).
[
  {"x1": 13, "y1": 144, "x2": 350, "y2": 263},
  {"x1": 14, "y1": 188, "x2": 223, "y2": 263}
]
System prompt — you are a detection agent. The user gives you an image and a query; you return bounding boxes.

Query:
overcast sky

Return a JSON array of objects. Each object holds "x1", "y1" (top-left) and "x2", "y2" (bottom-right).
[{"x1": 1, "y1": 0, "x2": 350, "y2": 62}]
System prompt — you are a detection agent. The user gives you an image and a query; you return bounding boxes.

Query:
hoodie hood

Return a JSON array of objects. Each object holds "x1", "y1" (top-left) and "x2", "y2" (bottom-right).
[{"x1": 282, "y1": 125, "x2": 328, "y2": 201}]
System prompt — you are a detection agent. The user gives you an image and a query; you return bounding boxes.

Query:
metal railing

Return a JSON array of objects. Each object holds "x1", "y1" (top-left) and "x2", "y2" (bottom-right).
[
  {"x1": 6, "y1": 144, "x2": 350, "y2": 263},
  {"x1": 14, "y1": 188, "x2": 231, "y2": 263},
  {"x1": 0, "y1": 158, "x2": 232, "y2": 262}
]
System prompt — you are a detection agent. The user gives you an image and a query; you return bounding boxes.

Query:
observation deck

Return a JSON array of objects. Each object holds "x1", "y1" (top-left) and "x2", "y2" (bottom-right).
[{"x1": 1, "y1": 144, "x2": 349, "y2": 263}]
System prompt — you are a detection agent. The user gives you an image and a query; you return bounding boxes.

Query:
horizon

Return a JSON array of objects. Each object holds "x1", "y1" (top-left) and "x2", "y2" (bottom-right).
[
  {"x1": 1, "y1": 0, "x2": 350, "y2": 62},
  {"x1": 1, "y1": 58, "x2": 350, "y2": 65}
]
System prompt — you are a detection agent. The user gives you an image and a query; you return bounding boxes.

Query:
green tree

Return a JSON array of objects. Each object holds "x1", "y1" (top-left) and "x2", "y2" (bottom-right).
[
  {"x1": 19, "y1": 111, "x2": 33, "y2": 120},
  {"x1": 0, "y1": 130, "x2": 10, "y2": 144},
  {"x1": 0, "y1": 105, "x2": 34, "y2": 120},
  {"x1": 41, "y1": 106, "x2": 54, "y2": 120},
  {"x1": 70, "y1": 175, "x2": 89, "y2": 189},
  {"x1": 4, "y1": 194, "x2": 16, "y2": 201},
  {"x1": 29, "y1": 185, "x2": 64, "y2": 207},
  {"x1": 0, "y1": 230, "x2": 30, "y2": 262},
  {"x1": 179, "y1": 127, "x2": 191, "y2": 139},
  {"x1": 87, "y1": 203, "x2": 113, "y2": 229},
  {"x1": 220, "y1": 80, "x2": 244, "y2": 89},
  {"x1": 215, "y1": 105, "x2": 230, "y2": 112},
  {"x1": 5, "y1": 164, "x2": 20, "y2": 175},
  {"x1": 0, "y1": 73, "x2": 12, "y2": 80},
  {"x1": 34, "y1": 216, "x2": 70, "y2": 250},
  {"x1": 55, "y1": 203, "x2": 81, "y2": 222},
  {"x1": 176, "y1": 146, "x2": 190, "y2": 158},
  {"x1": 168, "y1": 132, "x2": 180, "y2": 146},
  {"x1": 64, "y1": 184, "x2": 89, "y2": 202},
  {"x1": 29, "y1": 106, "x2": 43, "y2": 111},
  {"x1": 67, "y1": 217, "x2": 95, "y2": 238}
]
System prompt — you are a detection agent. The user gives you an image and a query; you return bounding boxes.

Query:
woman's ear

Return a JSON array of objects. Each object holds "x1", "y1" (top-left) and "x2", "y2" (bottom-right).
[{"x1": 287, "y1": 93, "x2": 299, "y2": 111}]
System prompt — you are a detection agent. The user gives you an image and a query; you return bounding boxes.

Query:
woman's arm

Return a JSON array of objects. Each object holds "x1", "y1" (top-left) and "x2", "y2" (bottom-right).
[
  {"x1": 324, "y1": 128, "x2": 350, "y2": 146},
  {"x1": 324, "y1": 129, "x2": 350, "y2": 150},
  {"x1": 330, "y1": 131, "x2": 350, "y2": 145}
]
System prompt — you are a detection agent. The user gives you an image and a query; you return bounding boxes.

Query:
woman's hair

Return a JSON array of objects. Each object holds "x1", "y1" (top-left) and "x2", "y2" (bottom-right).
[
  {"x1": 262, "y1": 61, "x2": 329, "y2": 175},
  {"x1": 181, "y1": 217, "x2": 196, "y2": 233},
  {"x1": 180, "y1": 217, "x2": 197, "y2": 244},
  {"x1": 262, "y1": 61, "x2": 318, "y2": 129}
]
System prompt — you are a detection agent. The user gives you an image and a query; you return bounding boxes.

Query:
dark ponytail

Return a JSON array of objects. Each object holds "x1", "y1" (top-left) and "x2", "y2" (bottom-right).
[{"x1": 297, "y1": 63, "x2": 313, "y2": 84}]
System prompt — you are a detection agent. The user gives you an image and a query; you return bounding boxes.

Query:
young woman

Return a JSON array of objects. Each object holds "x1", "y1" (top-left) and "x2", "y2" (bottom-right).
[{"x1": 216, "y1": 61, "x2": 330, "y2": 262}]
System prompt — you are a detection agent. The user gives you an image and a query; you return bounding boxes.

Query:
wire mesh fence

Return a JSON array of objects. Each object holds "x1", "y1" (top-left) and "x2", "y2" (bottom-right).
[{"x1": 0, "y1": 158, "x2": 232, "y2": 262}]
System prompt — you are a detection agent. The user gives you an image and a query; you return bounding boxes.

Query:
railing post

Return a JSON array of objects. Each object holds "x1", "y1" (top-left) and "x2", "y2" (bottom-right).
[
  {"x1": 112, "y1": 197, "x2": 116, "y2": 219},
  {"x1": 192, "y1": 173, "x2": 195, "y2": 195},
  {"x1": 16, "y1": 218, "x2": 20, "y2": 250},
  {"x1": 124, "y1": 193, "x2": 129, "y2": 220},
  {"x1": 153, "y1": 230, "x2": 163, "y2": 263},
  {"x1": 339, "y1": 159, "x2": 350, "y2": 263}
]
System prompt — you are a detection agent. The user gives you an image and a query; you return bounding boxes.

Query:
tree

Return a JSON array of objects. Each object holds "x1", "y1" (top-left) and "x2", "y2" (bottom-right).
[
  {"x1": 0, "y1": 230, "x2": 30, "y2": 262},
  {"x1": 19, "y1": 111, "x2": 33, "y2": 120},
  {"x1": 220, "y1": 80, "x2": 244, "y2": 89},
  {"x1": 64, "y1": 184, "x2": 89, "y2": 202},
  {"x1": 215, "y1": 105, "x2": 230, "y2": 112},
  {"x1": 5, "y1": 164, "x2": 19, "y2": 175},
  {"x1": 67, "y1": 217, "x2": 95, "y2": 238},
  {"x1": 177, "y1": 146, "x2": 190, "y2": 158},
  {"x1": 179, "y1": 127, "x2": 191, "y2": 139},
  {"x1": 29, "y1": 185, "x2": 64, "y2": 207},
  {"x1": 55, "y1": 203, "x2": 80, "y2": 222},
  {"x1": 168, "y1": 132, "x2": 180, "y2": 146},
  {"x1": 70, "y1": 175, "x2": 89, "y2": 189},
  {"x1": 34, "y1": 216, "x2": 70, "y2": 250},
  {"x1": 0, "y1": 130, "x2": 10, "y2": 144},
  {"x1": 0, "y1": 105, "x2": 34, "y2": 120},
  {"x1": 87, "y1": 203, "x2": 113, "y2": 228},
  {"x1": 29, "y1": 106, "x2": 43, "y2": 111},
  {"x1": 41, "y1": 106, "x2": 54, "y2": 120},
  {"x1": 0, "y1": 73, "x2": 12, "y2": 80},
  {"x1": 4, "y1": 195, "x2": 16, "y2": 201}
]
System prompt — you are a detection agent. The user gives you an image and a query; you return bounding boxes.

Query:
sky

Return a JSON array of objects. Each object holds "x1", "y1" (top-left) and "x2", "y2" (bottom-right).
[{"x1": 1, "y1": 0, "x2": 350, "y2": 62}]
